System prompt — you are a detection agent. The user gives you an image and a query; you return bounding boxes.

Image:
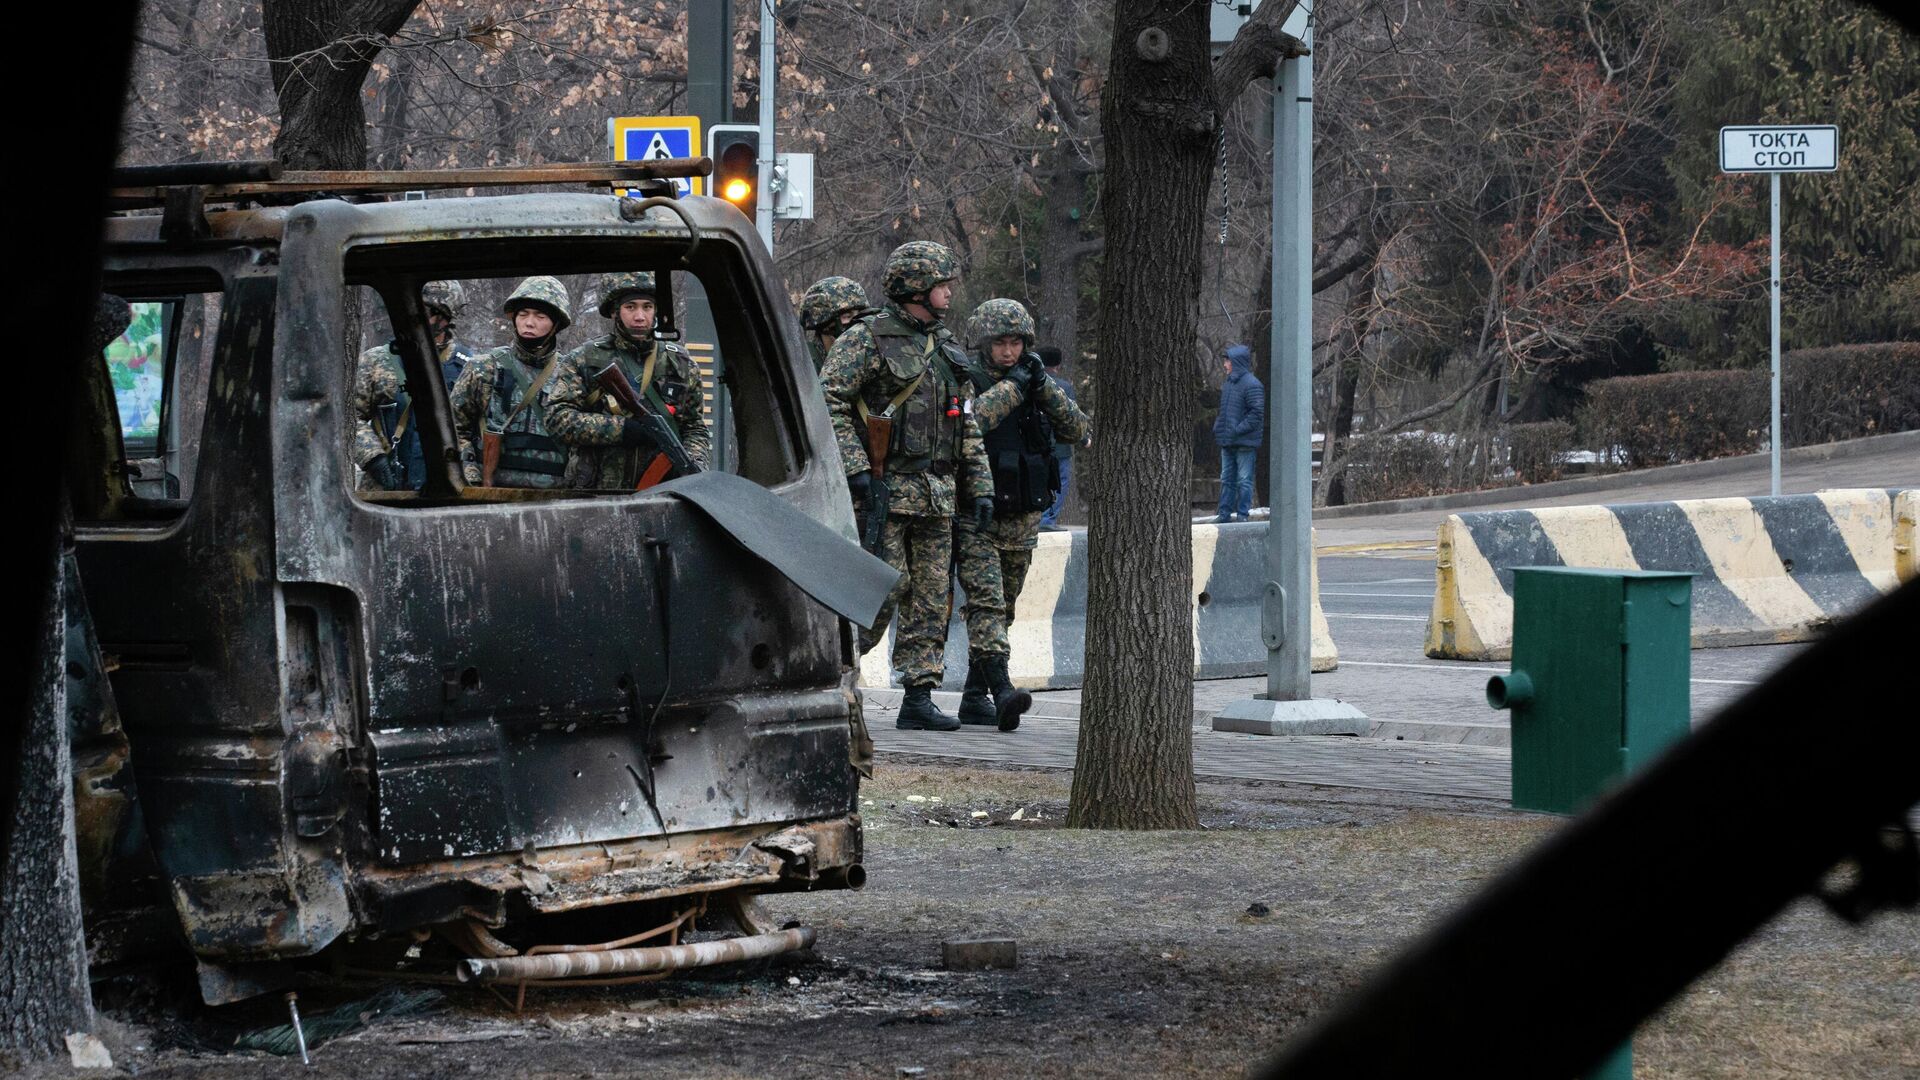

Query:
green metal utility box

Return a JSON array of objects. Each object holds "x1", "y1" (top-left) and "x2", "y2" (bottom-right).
[{"x1": 1488, "y1": 568, "x2": 1693, "y2": 816}]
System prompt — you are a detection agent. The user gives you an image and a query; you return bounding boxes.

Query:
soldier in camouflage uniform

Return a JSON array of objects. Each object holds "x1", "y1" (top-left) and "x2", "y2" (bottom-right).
[
  {"x1": 448, "y1": 276, "x2": 590, "y2": 489},
  {"x1": 822, "y1": 242, "x2": 1029, "y2": 731},
  {"x1": 546, "y1": 271, "x2": 711, "y2": 487},
  {"x1": 953, "y1": 299, "x2": 1090, "y2": 729},
  {"x1": 425, "y1": 280, "x2": 481, "y2": 391},
  {"x1": 798, "y1": 276, "x2": 872, "y2": 373},
  {"x1": 353, "y1": 280, "x2": 477, "y2": 491}
]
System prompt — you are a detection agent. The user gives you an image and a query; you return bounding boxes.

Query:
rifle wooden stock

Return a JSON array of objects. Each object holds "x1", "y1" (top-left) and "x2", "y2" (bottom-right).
[
  {"x1": 592, "y1": 361, "x2": 697, "y2": 482},
  {"x1": 593, "y1": 361, "x2": 650, "y2": 417},
  {"x1": 863, "y1": 415, "x2": 893, "y2": 479},
  {"x1": 481, "y1": 431, "x2": 503, "y2": 487}
]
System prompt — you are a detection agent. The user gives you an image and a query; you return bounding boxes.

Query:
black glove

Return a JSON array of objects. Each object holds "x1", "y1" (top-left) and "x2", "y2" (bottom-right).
[
  {"x1": 848, "y1": 471, "x2": 873, "y2": 504},
  {"x1": 366, "y1": 453, "x2": 402, "y2": 491},
  {"x1": 972, "y1": 497, "x2": 994, "y2": 530},
  {"x1": 1019, "y1": 354, "x2": 1050, "y2": 395},
  {"x1": 620, "y1": 418, "x2": 654, "y2": 448}
]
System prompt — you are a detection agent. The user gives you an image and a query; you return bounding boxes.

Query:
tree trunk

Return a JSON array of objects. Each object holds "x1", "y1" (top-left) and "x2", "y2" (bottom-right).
[
  {"x1": 1036, "y1": 160, "x2": 1091, "y2": 363},
  {"x1": 1068, "y1": 2, "x2": 1220, "y2": 831},
  {"x1": 263, "y1": 0, "x2": 422, "y2": 170},
  {"x1": 1323, "y1": 261, "x2": 1376, "y2": 506}
]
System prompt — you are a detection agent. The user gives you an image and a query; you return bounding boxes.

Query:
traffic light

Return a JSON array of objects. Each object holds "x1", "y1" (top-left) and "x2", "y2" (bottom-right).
[{"x1": 707, "y1": 125, "x2": 761, "y2": 211}]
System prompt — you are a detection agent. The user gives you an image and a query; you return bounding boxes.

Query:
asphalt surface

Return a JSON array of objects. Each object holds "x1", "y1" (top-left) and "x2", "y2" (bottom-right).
[{"x1": 1305, "y1": 552, "x2": 1800, "y2": 744}]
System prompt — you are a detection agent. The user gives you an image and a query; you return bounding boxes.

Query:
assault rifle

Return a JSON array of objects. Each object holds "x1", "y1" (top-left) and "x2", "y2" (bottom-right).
[
  {"x1": 857, "y1": 413, "x2": 893, "y2": 556},
  {"x1": 591, "y1": 361, "x2": 699, "y2": 487}
]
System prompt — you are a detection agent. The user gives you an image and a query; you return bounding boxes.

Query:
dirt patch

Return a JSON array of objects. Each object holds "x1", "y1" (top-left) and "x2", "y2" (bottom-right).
[{"x1": 23, "y1": 759, "x2": 1917, "y2": 1079}]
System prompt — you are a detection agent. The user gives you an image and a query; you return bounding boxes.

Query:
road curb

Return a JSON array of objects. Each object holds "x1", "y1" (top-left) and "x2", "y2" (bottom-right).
[{"x1": 1313, "y1": 430, "x2": 1920, "y2": 521}]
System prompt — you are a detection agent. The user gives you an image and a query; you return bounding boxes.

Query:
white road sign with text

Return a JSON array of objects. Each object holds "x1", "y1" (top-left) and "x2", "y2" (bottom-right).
[{"x1": 1720, "y1": 125, "x2": 1838, "y2": 173}]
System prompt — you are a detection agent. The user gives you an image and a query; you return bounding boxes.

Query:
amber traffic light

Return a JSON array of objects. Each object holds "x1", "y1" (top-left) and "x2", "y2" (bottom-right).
[{"x1": 707, "y1": 125, "x2": 760, "y2": 211}]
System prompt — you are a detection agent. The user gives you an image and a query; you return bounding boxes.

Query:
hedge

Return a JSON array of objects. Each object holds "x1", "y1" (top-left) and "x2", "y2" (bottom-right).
[
  {"x1": 1580, "y1": 343, "x2": 1918, "y2": 467},
  {"x1": 1507, "y1": 420, "x2": 1576, "y2": 483},
  {"x1": 1579, "y1": 370, "x2": 1768, "y2": 467},
  {"x1": 1783, "y1": 342, "x2": 1920, "y2": 444}
]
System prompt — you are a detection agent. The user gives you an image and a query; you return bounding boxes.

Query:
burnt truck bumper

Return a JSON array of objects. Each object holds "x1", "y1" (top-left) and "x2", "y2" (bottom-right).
[{"x1": 355, "y1": 814, "x2": 863, "y2": 932}]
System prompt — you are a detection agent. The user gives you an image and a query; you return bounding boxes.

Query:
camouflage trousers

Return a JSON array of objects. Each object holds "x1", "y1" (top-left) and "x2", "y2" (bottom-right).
[
  {"x1": 860, "y1": 511, "x2": 954, "y2": 688},
  {"x1": 954, "y1": 521, "x2": 1037, "y2": 658}
]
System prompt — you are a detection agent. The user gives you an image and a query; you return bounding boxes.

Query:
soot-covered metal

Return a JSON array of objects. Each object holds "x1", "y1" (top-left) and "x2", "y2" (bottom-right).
[{"x1": 67, "y1": 185, "x2": 888, "y2": 1001}]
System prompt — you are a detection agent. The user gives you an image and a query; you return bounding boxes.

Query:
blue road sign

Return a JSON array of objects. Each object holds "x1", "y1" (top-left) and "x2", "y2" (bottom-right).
[{"x1": 608, "y1": 115, "x2": 704, "y2": 196}]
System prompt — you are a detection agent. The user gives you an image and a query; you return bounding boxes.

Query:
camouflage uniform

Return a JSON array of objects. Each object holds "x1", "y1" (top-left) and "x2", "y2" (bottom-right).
[
  {"x1": 821, "y1": 245, "x2": 1005, "y2": 691},
  {"x1": 448, "y1": 276, "x2": 587, "y2": 489},
  {"x1": 353, "y1": 281, "x2": 476, "y2": 491},
  {"x1": 351, "y1": 345, "x2": 423, "y2": 490},
  {"x1": 547, "y1": 271, "x2": 711, "y2": 487},
  {"x1": 955, "y1": 300, "x2": 1092, "y2": 656},
  {"x1": 799, "y1": 276, "x2": 871, "y2": 373},
  {"x1": 423, "y1": 280, "x2": 480, "y2": 391}
]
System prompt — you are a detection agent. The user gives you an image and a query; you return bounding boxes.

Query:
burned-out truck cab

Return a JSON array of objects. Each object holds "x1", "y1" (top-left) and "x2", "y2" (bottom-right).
[{"x1": 71, "y1": 162, "x2": 889, "y2": 1001}]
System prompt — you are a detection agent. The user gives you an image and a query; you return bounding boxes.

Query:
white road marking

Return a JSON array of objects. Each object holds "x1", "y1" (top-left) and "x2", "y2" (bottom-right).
[
  {"x1": 1320, "y1": 591, "x2": 1434, "y2": 598},
  {"x1": 1324, "y1": 612, "x2": 1427, "y2": 622}
]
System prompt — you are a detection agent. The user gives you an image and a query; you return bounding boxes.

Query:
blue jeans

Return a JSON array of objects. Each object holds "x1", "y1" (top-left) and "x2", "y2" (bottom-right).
[
  {"x1": 1218, "y1": 446, "x2": 1256, "y2": 520},
  {"x1": 1040, "y1": 456, "x2": 1072, "y2": 527}
]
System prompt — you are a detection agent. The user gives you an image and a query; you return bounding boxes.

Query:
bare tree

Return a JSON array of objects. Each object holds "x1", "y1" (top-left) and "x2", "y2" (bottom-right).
[
  {"x1": 264, "y1": 0, "x2": 425, "y2": 168},
  {"x1": 1068, "y1": 1, "x2": 1304, "y2": 830}
]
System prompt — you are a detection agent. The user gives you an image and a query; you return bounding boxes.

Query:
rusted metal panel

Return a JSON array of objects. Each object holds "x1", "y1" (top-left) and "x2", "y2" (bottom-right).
[
  {"x1": 459, "y1": 927, "x2": 815, "y2": 983},
  {"x1": 355, "y1": 816, "x2": 858, "y2": 924},
  {"x1": 107, "y1": 159, "x2": 715, "y2": 209}
]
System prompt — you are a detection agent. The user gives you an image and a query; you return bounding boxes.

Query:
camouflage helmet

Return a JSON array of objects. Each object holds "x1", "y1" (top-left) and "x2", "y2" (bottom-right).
[
  {"x1": 422, "y1": 280, "x2": 467, "y2": 320},
  {"x1": 799, "y1": 276, "x2": 869, "y2": 331},
  {"x1": 882, "y1": 241, "x2": 960, "y2": 301},
  {"x1": 595, "y1": 271, "x2": 657, "y2": 318},
  {"x1": 502, "y1": 275, "x2": 572, "y2": 331},
  {"x1": 969, "y1": 298, "x2": 1036, "y2": 349}
]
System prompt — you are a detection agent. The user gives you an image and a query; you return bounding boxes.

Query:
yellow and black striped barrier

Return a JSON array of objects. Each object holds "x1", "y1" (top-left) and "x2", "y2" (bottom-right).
[
  {"x1": 860, "y1": 522, "x2": 1337, "y2": 690},
  {"x1": 1427, "y1": 488, "x2": 1912, "y2": 661}
]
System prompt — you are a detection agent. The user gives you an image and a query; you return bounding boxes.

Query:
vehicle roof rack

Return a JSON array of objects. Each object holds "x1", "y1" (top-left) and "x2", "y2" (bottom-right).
[{"x1": 108, "y1": 158, "x2": 714, "y2": 211}]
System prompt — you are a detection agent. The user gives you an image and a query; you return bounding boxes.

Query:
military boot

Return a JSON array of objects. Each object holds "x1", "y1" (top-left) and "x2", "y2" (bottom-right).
[
  {"x1": 896, "y1": 685, "x2": 961, "y2": 731},
  {"x1": 980, "y1": 654, "x2": 1032, "y2": 732},
  {"x1": 958, "y1": 660, "x2": 998, "y2": 725}
]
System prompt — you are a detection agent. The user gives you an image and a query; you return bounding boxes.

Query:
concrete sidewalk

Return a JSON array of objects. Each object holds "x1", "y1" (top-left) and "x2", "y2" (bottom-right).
[{"x1": 863, "y1": 685, "x2": 1513, "y2": 802}]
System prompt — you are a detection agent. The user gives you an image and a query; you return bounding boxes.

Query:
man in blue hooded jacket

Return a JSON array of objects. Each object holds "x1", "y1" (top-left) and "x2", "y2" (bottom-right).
[{"x1": 1212, "y1": 344, "x2": 1264, "y2": 523}]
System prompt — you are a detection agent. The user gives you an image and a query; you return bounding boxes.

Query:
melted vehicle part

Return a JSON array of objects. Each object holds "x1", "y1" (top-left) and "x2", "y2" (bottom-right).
[{"x1": 667, "y1": 470, "x2": 900, "y2": 628}]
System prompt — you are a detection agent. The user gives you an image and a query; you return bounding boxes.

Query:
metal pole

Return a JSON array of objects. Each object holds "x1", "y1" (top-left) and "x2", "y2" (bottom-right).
[
  {"x1": 1266, "y1": 15, "x2": 1314, "y2": 702},
  {"x1": 1212, "y1": 10, "x2": 1362, "y2": 736},
  {"x1": 683, "y1": 0, "x2": 731, "y2": 470},
  {"x1": 756, "y1": 0, "x2": 776, "y2": 250},
  {"x1": 1769, "y1": 171, "x2": 1781, "y2": 497}
]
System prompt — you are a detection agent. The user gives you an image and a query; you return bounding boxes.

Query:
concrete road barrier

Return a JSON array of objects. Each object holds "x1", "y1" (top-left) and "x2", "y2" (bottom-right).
[
  {"x1": 860, "y1": 521, "x2": 1337, "y2": 690},
  {"x1": 1426, "y1": 488, "x2": 1910, "y2": 661}
]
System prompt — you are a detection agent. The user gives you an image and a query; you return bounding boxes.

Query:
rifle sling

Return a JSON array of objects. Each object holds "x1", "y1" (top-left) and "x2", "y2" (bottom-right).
[{"x1": 497, "y1": 354, "x2": 560, "y2": 433}]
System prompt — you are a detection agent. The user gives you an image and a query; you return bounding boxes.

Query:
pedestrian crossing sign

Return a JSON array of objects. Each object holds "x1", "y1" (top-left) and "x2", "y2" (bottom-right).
[{"x1": 608, "y1": 115, "x2": 704, "y2": 197}]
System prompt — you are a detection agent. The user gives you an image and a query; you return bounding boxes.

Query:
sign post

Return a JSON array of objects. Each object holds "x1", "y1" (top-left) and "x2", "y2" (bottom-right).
[
  {"x1": 1719, "y1": 125, "x2": 1838, "y2": 497},
  {"x1": 1211, "y1": 5, "x2": 1368, "y2": 737}
]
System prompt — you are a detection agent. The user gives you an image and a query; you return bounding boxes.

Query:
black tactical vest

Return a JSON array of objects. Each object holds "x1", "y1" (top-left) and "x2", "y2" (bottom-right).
[{"x1": 970, "y1": 365, "x2": 1057, "y2": 514}]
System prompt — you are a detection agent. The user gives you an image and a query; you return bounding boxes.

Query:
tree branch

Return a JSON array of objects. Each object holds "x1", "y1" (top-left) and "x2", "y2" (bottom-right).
[{"x1": 1211, "y1": 0, "x2": 1309, "y2": 110}]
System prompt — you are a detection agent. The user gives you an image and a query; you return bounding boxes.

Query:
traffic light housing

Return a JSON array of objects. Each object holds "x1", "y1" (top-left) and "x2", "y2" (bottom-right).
[{"x1": 707, "y1": 125, "x2": 760, "y2": 211}]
